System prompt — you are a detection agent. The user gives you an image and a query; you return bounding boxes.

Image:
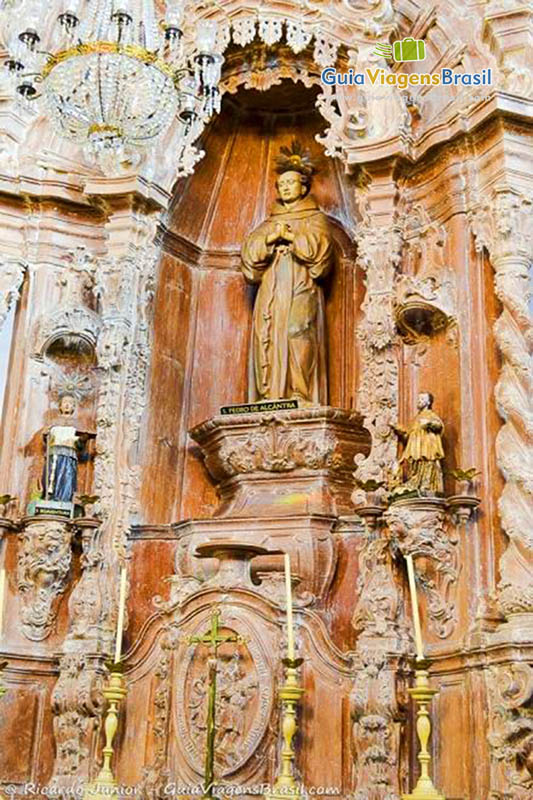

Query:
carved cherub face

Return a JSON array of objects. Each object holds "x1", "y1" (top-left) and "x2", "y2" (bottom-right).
[
  {"x1": 276, "y1": 170, "x2": 307, "y2": 204},
  {"x1": 58, "y1": 394, "x2": 76, "y2": 416}
]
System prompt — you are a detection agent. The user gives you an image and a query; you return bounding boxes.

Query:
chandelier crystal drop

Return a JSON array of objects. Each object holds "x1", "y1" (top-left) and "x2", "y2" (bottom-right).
[{"x1": 2, "y1": 0, "x2": 224, "y2": 173}]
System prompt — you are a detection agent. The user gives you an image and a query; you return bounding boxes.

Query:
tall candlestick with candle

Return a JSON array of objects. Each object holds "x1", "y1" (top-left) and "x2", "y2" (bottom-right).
[
  {"x1": 284, "y1": 553, "x2": 295, "y2": 661},
  {"x1": 114, "y1": 566, "x2": 128, "y2": 663},
  {"x1": 406, "y1": 554, "x2": 424, "y2": 661},
  {"x1": 84, "y1": 564, "x2": 129, "y2": 800},
  {"x1": 402, "y1": 554, "x2": 445, "y2": 800},
  {"x1": 264, "y1": 553, "x2": 305, "y2": 800}
]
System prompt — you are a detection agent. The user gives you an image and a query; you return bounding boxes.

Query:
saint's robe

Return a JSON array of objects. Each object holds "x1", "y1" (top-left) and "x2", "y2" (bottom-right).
[
  {"x1": 241, "y1": 195, "x2": 333, "y2": 406},
  {"x1": 400, "y1": 408, "x2": 445, "y2": 495}
]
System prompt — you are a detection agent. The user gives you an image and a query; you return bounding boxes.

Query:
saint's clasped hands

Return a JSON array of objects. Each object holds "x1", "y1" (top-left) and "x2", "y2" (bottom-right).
[{"x1": 267, "y1": 222, "x2": 294, "y2": 248}]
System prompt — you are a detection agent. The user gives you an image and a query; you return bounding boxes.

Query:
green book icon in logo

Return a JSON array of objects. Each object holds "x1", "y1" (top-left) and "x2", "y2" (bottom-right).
[{"x1": 393, "y1": 38, "x2": 426, "y2": 62}]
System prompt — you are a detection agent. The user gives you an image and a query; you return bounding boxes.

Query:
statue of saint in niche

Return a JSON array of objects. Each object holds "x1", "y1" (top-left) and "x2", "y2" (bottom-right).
[
  {"x1": 391, "y1": 392, "x2": 445, "y2": 496},
  {"x1": 241, "y1": 142, "x2": 333, "y2": 406},
  {"x1": 42, "y1": 393, "x2": 94, "y2": 507}
]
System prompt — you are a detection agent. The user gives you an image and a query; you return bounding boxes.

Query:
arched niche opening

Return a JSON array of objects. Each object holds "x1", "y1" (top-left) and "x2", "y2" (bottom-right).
[
  {"x1": 43, "y1": 333, "x2": 97, "y2": 370},
  {"x1": 144, "y1": 78, "x2": 366, "y2": 521}
]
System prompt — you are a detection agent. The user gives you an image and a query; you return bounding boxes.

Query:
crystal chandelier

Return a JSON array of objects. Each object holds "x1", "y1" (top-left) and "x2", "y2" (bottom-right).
[{"x1": 2, "y1": 0, "x2": 223, "y2": 171}]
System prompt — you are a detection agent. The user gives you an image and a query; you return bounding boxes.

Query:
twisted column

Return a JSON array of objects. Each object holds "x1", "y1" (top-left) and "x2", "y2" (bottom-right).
[{"x1": 470, "y1": 188, "x2": 533, "y2": 621}]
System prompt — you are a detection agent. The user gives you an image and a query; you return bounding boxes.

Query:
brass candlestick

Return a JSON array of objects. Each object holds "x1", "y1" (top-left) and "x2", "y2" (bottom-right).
[
  {"x1": 264, "y1": 657, "x2": 305, "y2": 800},
  {"x1": 84, "y1": 664, "x2": 127, "y2": 800},
  {"x1": 402, "y1": 660, "x2": 445, "y2": 800}
]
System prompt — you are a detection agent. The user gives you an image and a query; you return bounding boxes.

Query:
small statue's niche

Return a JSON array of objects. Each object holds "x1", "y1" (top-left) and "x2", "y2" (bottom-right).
[
  {"x1": 394, "y1": 205, "x2": 455, "y2": 344},
  {"x1": 27, "y1": 331, "x2": 98, "y2": 520}
]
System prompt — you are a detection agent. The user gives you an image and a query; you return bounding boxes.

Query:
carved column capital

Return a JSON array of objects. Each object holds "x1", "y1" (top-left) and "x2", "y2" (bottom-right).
[
  {"x1": 356, "y1": 224, "x2": 404, "y2": 274},
  {"x1": 470, "y1": 188, "x2": 533, "y2": 265}
]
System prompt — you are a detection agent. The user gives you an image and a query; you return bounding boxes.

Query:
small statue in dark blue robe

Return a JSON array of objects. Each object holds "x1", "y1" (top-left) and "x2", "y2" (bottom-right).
[{"x1": 42, "y1": 394, "x2": 91, "y2": 504}]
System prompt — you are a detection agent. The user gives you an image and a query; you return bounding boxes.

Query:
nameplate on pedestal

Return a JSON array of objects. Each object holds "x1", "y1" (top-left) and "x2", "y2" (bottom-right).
[
  {"x1": 34, "y1": 500, "x2": 73, "y2": 519},
  {"x1": 220, "y1": 399, "x2": 298, "y2": 415}
]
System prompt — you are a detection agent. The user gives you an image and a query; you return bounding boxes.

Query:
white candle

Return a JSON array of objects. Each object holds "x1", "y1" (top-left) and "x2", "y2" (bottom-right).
[
  {"x1": 284, "y1": 553, "x2": 295, "y2": 661},
  {"x1": 0, "y1": 568, "x2": 5, "y2": 639},
  {"x1": 114, "y1": 566, "x2": 128, "y2": 664},
  {"x1": 196, "y1": 20, "x2": 217, "y2": 53},
  {"x1": 406, "y1": 554, "x2": 425, "y2": 661}
]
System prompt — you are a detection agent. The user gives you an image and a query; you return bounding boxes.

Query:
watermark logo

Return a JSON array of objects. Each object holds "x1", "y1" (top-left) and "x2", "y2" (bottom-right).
[
  {"x1": 374, "y1": 37, "x2": 426, "y2": 62},
  {"x1": 322, "y1": 35, "x2": 492, "y2": 90}
]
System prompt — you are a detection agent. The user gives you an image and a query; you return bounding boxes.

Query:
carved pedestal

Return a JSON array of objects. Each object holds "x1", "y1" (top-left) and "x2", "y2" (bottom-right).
[{"x1": 190, "y1": 407, "x2": 370, "y2": 518}]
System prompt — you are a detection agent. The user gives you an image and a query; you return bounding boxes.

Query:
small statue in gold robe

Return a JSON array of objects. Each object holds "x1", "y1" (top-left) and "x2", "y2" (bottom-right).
[
  {"x1": 391, "y1": 392, "x2": 445, "y2": 496},
  {"x1": 240, "y1": 143, "x2": 333, "y2": 406}
]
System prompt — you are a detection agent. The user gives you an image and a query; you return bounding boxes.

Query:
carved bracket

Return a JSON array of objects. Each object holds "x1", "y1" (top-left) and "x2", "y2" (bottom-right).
[
  {"x1": 385, "y1": 498, "x2": 461, "y2": 640},
  {"x1": 17, "y1": 517, "x2": 74, "y2": 641}
]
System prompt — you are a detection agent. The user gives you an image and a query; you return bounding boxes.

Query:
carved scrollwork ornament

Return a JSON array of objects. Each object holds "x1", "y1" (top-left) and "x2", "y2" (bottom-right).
[
  {"x1": 353, "y1": 224, "x2": 403, "y2": 494},
  {"x1": 139, "y1": 629, "x2": 176, "y2": 799},
  {"x1": 385, "y1": 500, "x2": 460, "y2": 640},
  {"x1": 350, "y1": 523, "x2": 409, "y2": 799},
  {"x1": 51, "y1": 653, "x2": 106, "y2": 780},
  {"x1": 67, "y1": 524, "x2": 105, "y2": 641},
  {"x1": 17, "y1": 518, "x2": 74, "y2": 641},
  {"x1": 487, "y1": 663, "x2": 533, "y2": 799}
]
